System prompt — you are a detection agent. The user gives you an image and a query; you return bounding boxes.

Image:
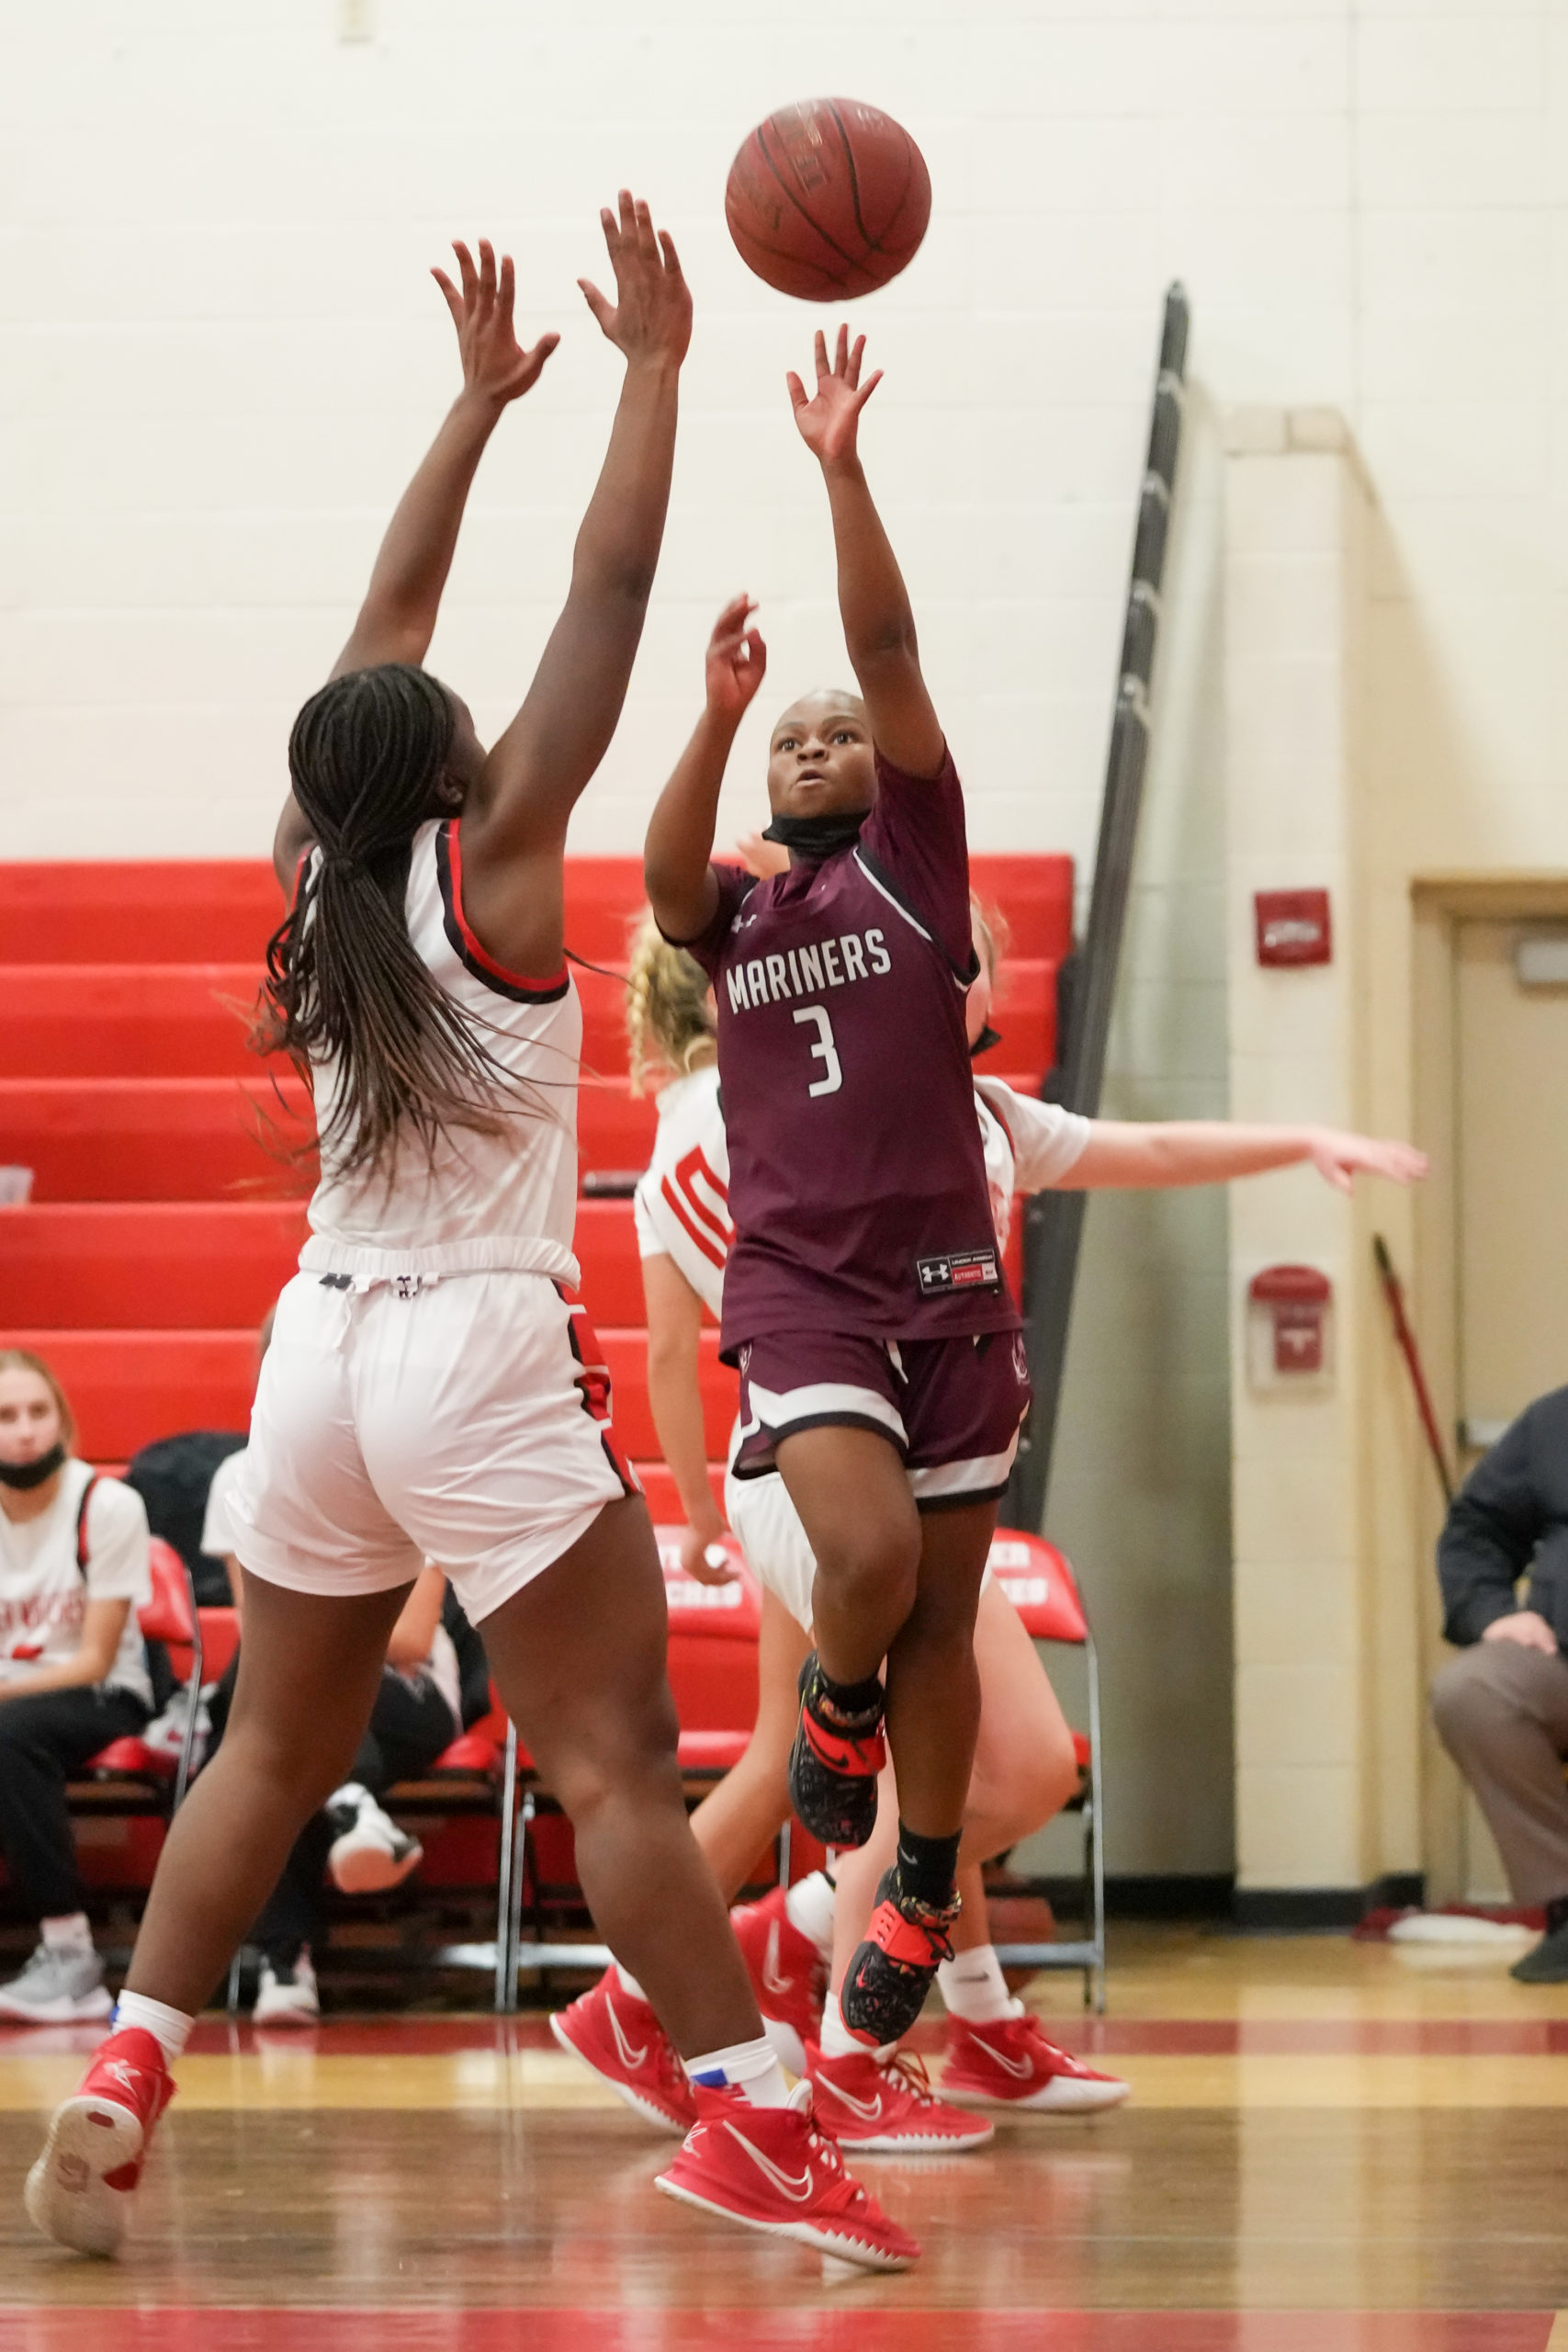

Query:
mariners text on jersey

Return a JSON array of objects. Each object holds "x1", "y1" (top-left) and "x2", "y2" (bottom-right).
[{"x1": 724, "y1": 927, "x2": 893, "y2": 1014}]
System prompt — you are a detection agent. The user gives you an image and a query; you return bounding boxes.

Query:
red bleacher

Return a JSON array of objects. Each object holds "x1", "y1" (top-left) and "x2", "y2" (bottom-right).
[
  {"x1": 0, "y1": 853, "x2": 1071, "y2": 1476},
  {"x1": 0, "y1": 849, "x2": 1070, "y2": 1923}
]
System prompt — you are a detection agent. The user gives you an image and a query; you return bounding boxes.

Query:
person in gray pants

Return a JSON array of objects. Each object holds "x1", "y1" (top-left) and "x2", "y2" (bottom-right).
[{"x1": 1431, "y1": 1382, "x2": 1568, "y2": 1982}]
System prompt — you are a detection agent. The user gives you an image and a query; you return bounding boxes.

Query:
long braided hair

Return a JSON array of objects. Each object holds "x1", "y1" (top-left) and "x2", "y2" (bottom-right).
[{"x1": 256, "y1": 663, "x2": 516, "y2": 1185}]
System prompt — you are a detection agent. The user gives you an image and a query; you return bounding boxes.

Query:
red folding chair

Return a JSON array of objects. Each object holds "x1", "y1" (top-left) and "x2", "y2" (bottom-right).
[
  {"x1": 78, "y1": 1534, "x2": 205, "y2": 1813},
  {"x1": 987, "y1": 1531, "x2": 1106, "y2": 2012},
  {"x1": 495, "y1": 1532, "x2": 763, "y2": 2009}
]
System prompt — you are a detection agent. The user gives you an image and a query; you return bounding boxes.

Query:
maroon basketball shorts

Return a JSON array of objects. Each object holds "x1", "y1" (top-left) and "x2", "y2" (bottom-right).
[{"x1": 732, "y1": 1328, "x2": 1032, "y2": 1510}]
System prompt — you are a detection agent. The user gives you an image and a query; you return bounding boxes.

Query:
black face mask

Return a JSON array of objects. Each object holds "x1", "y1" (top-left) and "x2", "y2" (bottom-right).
[
  {"x1": 969, "y1": 1023, "x2": 1003, "y2": 1061},
  {"x1": 0, "y1": 1441, "x2": 67, "y2": 1492},
  {"x1": 761, "y1": 808, "x2": 869, "y2": 862}
]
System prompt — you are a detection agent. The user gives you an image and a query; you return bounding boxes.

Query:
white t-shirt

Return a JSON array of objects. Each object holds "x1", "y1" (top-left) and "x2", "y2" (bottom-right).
[
  {"x1": 634, "y1": 1063, "x2": 1090, "y2": 1283},
  {"x1": 204, "y1": 1448, "x2": 461, "y2": 1738},
  {"x1": 0, "y1": 1461, "x2": 153, "y2": 1708}
]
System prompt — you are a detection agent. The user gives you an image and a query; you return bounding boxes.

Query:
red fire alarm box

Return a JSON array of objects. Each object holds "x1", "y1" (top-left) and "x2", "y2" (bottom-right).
[
  {"x1": 1247, "y1": 1264, "x2": 1333, "y2": 1386},
  {"x1": 1255, "y1": 889, "x2": 1332, "y2": 967}
]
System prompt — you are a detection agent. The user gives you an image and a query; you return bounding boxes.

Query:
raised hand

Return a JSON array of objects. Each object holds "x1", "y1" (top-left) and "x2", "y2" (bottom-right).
[
  {"x1": 787, "y1": 325, "x2": 884, "y2": 465},
  {"x1": 579, "y1": 190, "x2": 692, "y2": 369},
  {"x1": 735, "y1": 830, "x2": 789, "y2": 880},
  {"x1": 432, "y1": 240, "x2": 559, "y2": 408},
  {"x1": 1306, "y1": 1131, "x2": 1430, "y2": 1195},
  {"x1": 705, "y1": 594, "x2": 768, "y2": 725}
]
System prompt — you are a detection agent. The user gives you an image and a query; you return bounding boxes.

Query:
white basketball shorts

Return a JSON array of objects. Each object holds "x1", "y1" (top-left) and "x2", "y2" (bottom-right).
[{"x1": 230, "y1": 1268, "x2": 635, "y2": 1624}]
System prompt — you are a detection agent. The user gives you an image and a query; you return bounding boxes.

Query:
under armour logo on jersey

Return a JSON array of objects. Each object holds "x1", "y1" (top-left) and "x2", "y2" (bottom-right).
[{"x1": 917, "y1": 1249, "x2": 1000, "y2": 1298}]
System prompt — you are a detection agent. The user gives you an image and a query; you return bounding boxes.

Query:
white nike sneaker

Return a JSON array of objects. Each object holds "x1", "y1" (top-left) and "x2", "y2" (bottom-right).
[
  {"x1": 325, "y1": 1790, "x2": 423, "y2": 1894},
  {"x1": 0, "y1": 1942, "x2": 113, "y2": 2025},
  {"x1": 253, "y1": 1946, "x2": 320, "y2": 2027}
]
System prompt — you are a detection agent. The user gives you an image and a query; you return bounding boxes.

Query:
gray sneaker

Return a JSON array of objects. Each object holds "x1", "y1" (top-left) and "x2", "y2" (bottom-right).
[{"x1": 0, "y1": 1942, "x2": 113, "y2": 2024}]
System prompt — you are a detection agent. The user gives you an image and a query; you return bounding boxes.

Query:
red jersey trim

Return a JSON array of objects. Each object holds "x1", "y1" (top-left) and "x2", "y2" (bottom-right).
[
  {"x1": 435, "y1": 821, "x2": 570, "y2": 1005},
  {"x1": 660, "y1": 1172, "x2": 728, "y2": 1271}
]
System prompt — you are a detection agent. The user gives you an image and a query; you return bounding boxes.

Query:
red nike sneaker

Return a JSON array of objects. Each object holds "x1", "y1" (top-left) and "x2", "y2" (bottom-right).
[
  {"x1": 26, "y1": 2026, "x2": 175, "y2": 2256},
  {"x1": 550, "y1": 1970, "x2": 697, "y2": 2133},
  {"x1": 808, "y1": 2044, "x2": 994, "y2": 2153},
  {"x1": 655, "y1": 2079, "x2": 919, "y2": 2271},
  {"x1": 941, "y1": 2011, "x2": 1131, "y2": 2112},
  {"x1": 730, "y1": 1886, "x2": 827, "y2": 2071}
]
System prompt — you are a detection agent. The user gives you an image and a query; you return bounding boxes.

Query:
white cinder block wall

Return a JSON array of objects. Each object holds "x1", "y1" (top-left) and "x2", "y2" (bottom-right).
[{"x1": 6, "y1": 4, "x2": 1568, "y2": 1887}]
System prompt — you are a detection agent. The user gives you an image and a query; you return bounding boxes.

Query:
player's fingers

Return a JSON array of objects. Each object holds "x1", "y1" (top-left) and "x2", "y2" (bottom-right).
[
  {"x1": 851, "y1": 368, "x2": 885, "y2": 413},
  {"x1": 598, "y1": 205, "x2": 619, "y2": 262},
  {"x1": 848, "y1": 333, "x2": 866, "y2": 386},
  {"x1": 834, "y1": 322, "x2": 850, "y2": 377},
  {"x1": 813, "y1": 328, "x2": 829, "y2": 379},
  {"x1": 498, "y1": 251, "x2": 516, "y2": 325},
  {"x1": 744, "y1": 628, "x2": 768, "y2": 673},
  {"x1": 617, "y1": 187, "x2": 638, "y2": 254},
  {"x1": 521, "y1": 330, "x2": 560, "y2": 379},
  {"x1": 431, "y1": 268, "x2": 464, "y2": 324},
  {"x1": 658, "y1": 228, "x2": 683, "y2": 277},
  {"x1": 632, "y1": 195, "x2": 656, "y2": 259},
  {"x1": 786, "y1": 369, "x2": 808, "y2": 411},
  {"x1": 578, "y1": 277, "x2": 615, "y2": 333},
  {"x1": 477, "y1": 239, "x2": 497, "y2": 302},
  {"x1": 453, "y1": 241, "x2": 479, "y2": 302}
]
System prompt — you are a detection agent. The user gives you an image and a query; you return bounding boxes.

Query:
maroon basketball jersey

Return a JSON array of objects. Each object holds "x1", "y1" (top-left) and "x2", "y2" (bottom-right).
[{"x1": 681, "y1": 748, "x2": 1021, "y2": 1359}]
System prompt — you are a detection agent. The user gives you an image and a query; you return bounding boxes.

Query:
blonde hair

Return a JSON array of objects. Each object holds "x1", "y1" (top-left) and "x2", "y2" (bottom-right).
[
  {"x1": 971, "y1": 895, "x2": 1010, "y2": 985},
  {"x1": 626, "y1": 915, "x2": 717, "y2": 1098},
  {"x1": 0, "y1": 1349, "x2": 77, "y2": 1453}
]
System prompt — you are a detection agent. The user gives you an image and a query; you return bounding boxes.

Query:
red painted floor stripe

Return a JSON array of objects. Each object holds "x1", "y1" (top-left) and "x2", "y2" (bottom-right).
[{"x1": 0, "y1": 2313, "x2": 1553, "y2": 2352}]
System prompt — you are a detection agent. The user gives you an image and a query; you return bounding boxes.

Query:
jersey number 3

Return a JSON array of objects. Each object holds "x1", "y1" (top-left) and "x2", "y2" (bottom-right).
[{"x1": 793, "y1": 1004, "x2": 842, "y2": 1099}]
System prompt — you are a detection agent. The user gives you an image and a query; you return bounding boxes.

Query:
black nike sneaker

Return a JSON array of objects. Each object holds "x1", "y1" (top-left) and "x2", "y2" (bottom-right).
[
  {"x1": 840, "y1": 1867, "x2": 961, "y2": 2045},
  {"x1": 787, "y1": 1653, "x2": 886, "y2": 1849}
]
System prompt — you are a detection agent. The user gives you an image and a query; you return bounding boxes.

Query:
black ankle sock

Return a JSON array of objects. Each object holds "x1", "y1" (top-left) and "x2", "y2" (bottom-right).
[
  {"x1": 1545, "y1": 1895, "x2": 1568, "y2": 1938},
  {"x1": 895, "y1": 1823, "x2": 962, "y2": 1913},
  {"x1": 808, "y1": 1662, "x2": 885, "y2": 1731}
]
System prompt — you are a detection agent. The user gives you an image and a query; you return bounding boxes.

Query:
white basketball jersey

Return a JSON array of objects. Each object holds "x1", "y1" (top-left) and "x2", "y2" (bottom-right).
[
  {"x1": 303, "y1": 819, "x2": 582, "y2": 1281},
  {"x1": 632, "y1": 1064, "x2": 732, "y2": 1319},
  {"x1": 973, "y1": 1078, "x2": 1090, "y2": 1252},
  {"x1": 633, "y1": 1063, "x2": 1089, "y2": 1297}
]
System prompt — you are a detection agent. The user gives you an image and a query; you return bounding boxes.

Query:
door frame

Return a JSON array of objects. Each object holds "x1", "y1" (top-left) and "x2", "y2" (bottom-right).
[{"x1": 1411, "y1": 874, "x2": 1568, "y2": 1899}]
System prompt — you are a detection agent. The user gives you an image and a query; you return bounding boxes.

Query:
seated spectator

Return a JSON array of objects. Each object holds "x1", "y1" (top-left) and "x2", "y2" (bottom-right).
[
  {"x1": 203, "y1": 1453, "x2": 463, "y2": 2024},
  {"x1": 0, "y1": 1350, "x2": 153, "y2": 2025},
  {"x1": 1431, "y1": 1382, "x2": 1568, "y2": 1982}
]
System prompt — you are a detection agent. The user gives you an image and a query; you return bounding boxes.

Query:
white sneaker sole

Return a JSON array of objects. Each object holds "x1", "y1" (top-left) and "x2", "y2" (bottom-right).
[
  {"x1": 328, "y1": 1838, "x2": 423, "y2": 1895},
  {"x1": 831, "y1": 2119, "x2": 995, "y2": 2153},
  {"x1": 547, "y1": 2010, "x2": 690, "y2": 2136},
  {"x1": 252, "y1": 1996, "x2": 320, "y2": 2028},
  {"x1": 0, "y1": 1986, "x2": 114, "y2": 2026},
  {"x1": 653, "y1": 2169, "x2": 916, "y2": 2271},
  {"x1": 946, "y1": 2075, "x2": 1131, "y2": 2112},
  {"x1": 25, "y1": 2092, "x2": 144, "y2": 2257}
]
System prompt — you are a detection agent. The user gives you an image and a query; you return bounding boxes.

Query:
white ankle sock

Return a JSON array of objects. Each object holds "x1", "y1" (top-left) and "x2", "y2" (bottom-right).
[
  {"x1": 819, "y1": 1990, "x2": 896, "y2": 2064},
  {"x1": 614, "y1": 1962, "x2": 648, "y2": 2004},
  {"x1": 112, "y1": 1990, "x2": 194, "y2": 2065},
  {"x1": 938, "y1": 1943, "x2": 1022, "y2": 2025},
  {"x1": 684, "y1": 2034, "x2": 792, "y2": 2107},
  {"x1": 40, "y1": 1913, "x2": 93, "y2": 1955},
  {"x1": 783, "y1": 1871, "x2": 837, "y2": 1961}
]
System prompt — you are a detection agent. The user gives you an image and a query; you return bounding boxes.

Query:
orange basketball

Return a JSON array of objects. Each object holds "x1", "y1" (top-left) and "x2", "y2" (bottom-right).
[{"x1": 725, "y1": 97, "x2": 931, "y2": 301}]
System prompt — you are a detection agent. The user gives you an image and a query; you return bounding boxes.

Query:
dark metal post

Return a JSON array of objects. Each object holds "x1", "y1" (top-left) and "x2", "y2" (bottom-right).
[{"x1": 1002, "y1": 284, "x2": 1190, "y2": 1532}]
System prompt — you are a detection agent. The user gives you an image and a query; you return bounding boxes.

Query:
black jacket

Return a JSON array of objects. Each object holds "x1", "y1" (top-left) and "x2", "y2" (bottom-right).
[{"x1": 1438, "y1": 1385, "x2": 1568, "y2": 1648}]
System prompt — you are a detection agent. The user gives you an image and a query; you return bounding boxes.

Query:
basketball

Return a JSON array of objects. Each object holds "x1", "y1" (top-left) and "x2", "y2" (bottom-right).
[{"x1": 725, "y1": 97, "x2": 931, "y2": 301}]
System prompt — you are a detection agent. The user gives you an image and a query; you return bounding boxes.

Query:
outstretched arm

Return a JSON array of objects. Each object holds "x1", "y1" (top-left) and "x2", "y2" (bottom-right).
[
  {"x1": 1069, "y1": 1122, "x2": 1428, "y2": 1194},
  {"x1": 459, "y1": 194, "x2": 692, "y2": 972},
  {"x1": 789, "y1": 326, "x2": 943, "y2": 780},
  {"x1": 273, "y1": 240, "x2": 558, "y2": 888},
  {"x1": 644, "y1": 595, "x2": 768, "y2": 941},
  {"x1": 643, "y1": 1252, "x2": 733, "y2": 1586}
]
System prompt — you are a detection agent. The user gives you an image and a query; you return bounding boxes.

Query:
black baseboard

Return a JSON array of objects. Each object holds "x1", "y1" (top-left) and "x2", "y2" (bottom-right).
[
  {"x1": 1230, "y1": 1871, "x2": 1426, "y2": 1932},
  {"x1": 1031, "y1": 1873, "x2": 1235, "y2": 1921}
]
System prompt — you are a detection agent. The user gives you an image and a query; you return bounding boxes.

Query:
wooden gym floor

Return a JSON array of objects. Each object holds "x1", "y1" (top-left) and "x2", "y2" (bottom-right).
[{"x1": 4, "y1": 1926, "x2": 1568, "y2": 2349}]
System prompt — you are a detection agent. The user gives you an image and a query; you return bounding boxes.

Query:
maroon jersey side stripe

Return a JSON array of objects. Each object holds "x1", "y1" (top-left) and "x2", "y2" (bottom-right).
[{"x1": 854, "y1": 846, "x2": 979, "y2": 987}]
